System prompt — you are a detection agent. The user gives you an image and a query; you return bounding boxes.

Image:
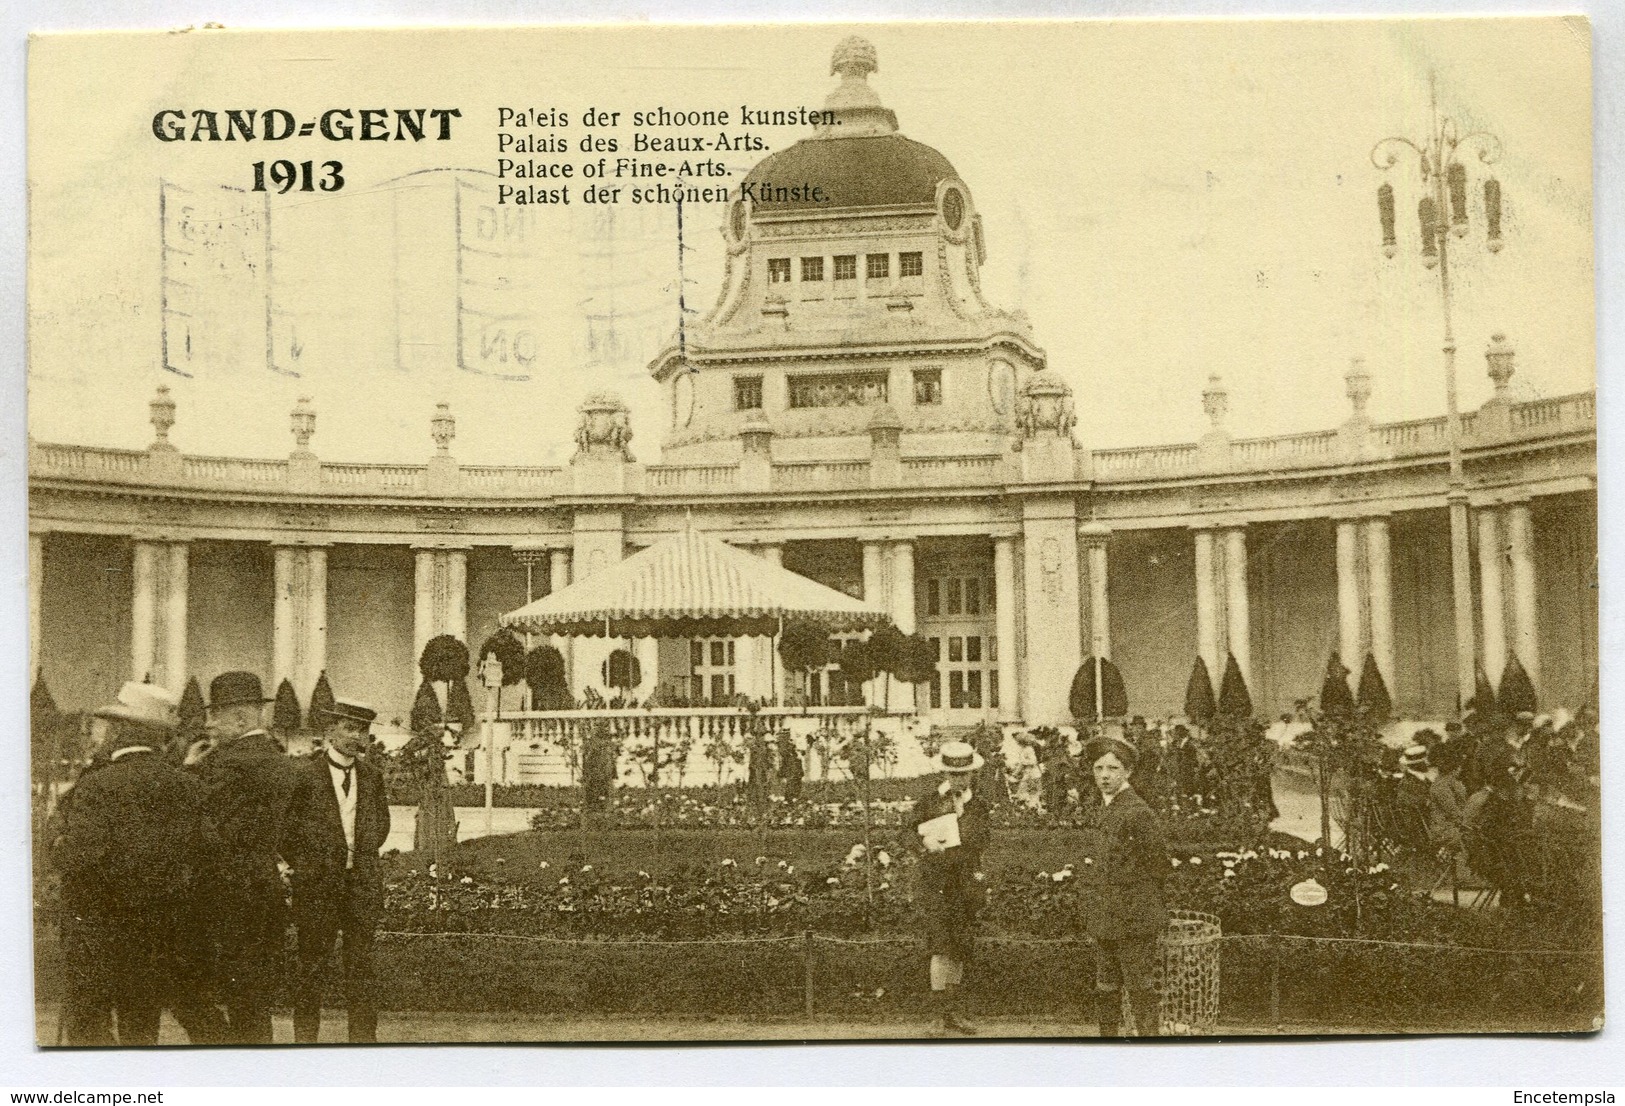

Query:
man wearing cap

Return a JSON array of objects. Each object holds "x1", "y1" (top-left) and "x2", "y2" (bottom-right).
[
  {"x1": 905, "y1": 740, "x2": 991, "y2": 1036},
  {"x1": 1078, "y1": 735, "x2": 1170, "y2": 1038},
  {"x1": 282, "y1": 698, "x2": 392, "y2": 1043},
  {"x1": 53, "y1": 683, "x2": 226, "y2": 1045},
  {"x1": 187, "y1": 670, "x2": 300, "y2": 1044}
]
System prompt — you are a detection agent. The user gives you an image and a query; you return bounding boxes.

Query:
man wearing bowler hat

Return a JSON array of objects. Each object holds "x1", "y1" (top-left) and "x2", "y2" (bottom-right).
[
  {"x1": 188, "y1": 670, "x2": 299, "y2": 1044},
  {"x1": 53, "y1": 682, "x2": 228, "y2": 1045},
  {"x1": 281, "y1": 698, "x2": 392, "y2": 1043}
]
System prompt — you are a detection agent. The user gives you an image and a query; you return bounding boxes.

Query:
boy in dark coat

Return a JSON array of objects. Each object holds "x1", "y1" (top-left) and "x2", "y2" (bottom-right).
[
  {"x1": 53, "y1": 682, "x2": 228, "y2": 1046},
  {"x1": 1078, "y1": 735, "x2": 1170, "y2": 1038},
  {"x1": 905, "y1": 740, "x2": 990, "y2": 1036},
  {"x1": 282, "y1": 699, "x2": 393, "y2": 1043}
]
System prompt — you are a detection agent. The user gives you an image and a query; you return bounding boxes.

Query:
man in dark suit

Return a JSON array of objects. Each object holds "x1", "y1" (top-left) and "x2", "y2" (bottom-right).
[
  {"x1": 53, "y1": 682, "x2": 228, "y2": 1046},
  {"x1": 282, "y1": 698, "x2": 392, "y2": 1044},
  {"x1": 1078, "y1": 735, "x2": 1171, "y2": 1038},
  {"x1": 185, "y1": 670, "x2": 297, "y2": 1045}
]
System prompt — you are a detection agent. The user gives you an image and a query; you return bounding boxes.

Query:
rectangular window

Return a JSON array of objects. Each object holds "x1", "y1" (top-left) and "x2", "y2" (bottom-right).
[
  {"x1": 691, "y1": 674, "x2": 704, "y2": 699},
  {"x1": 926, "y1": 579, "x2": 940, "y2": 616},
  {"x1": 690, "y1": 641, "x2": 704, "y2": 666},
  {"x1": 899, "y1": 251, "x2": 923, "y2": 277},
  {"x1": 768, "y1": 258, "x2": 792, "y2": 283},
  {"x1": 711, "y1": 674, "x2": 729, "y2": 701},
  {"x1": 989, "y1": 636, "x2": 998, "y2": 662},
  {"x1": 966, "y1": 636, "x2": 982, "y2": 663},
  {"x1": 733, "y1": 375, "x2": 763, "y2": 411},
  {"x1": 946, "y1": 579, "x2": 962, "y2": 616},
  {"x1": 966, "y1": 671, "x2": 983, "y2": 708},
  {"x1": 989, "y1": 670, "x2": 999, "y2": 710},
  {"x1": 833, "y1": 254, "x2": 857, "y2": 281},
  {"x1": 726, "y1": 641, "x2": 736, "y2": 664},
  {"x1": 964, "y1": 578, "x2": 981, "y2": 615},
  {"x1": 800, "y1": 256, "x2": 824, "y2": 281},
  {"x1": 913, "y1": 368, "x2": 943, "y2": 406},
  {"x1": 929, "y1": 672, "x2": 942, "y2": 709},
  {"x1": 949, "y1": 671, "x2": 965, "y2": 709},
  {"x1": 866, "y1": 253, "x2": 889, "y2": 279},
  {"x1": 710, "y1": 640, "x2": 726, "y2": 667},
  {"x1": 986, "y1": 577, "x2": 995, "y2": 612},
  {"x1": 949, "y1": 636, "x2": 964, "y2": 663},
  {"x1": 787, "y1": 372, "x2": 889, "y2": 409}
]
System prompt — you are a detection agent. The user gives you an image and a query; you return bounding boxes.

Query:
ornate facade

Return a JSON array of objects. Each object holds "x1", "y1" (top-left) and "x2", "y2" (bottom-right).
[{"x1": 29, "y1": 39, "x2": 1597, "y2": 738}]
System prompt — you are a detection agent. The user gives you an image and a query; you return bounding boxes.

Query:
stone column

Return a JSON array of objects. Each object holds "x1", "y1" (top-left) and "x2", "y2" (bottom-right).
[
  {"x1": 1477, "y1": 509, "x2": 1508, "y2": 687},
  {"x1": 891, "y1": 540, "x2": 916, "y2": 711},
  {"x1": 164, "y1": 542, "x2": 190, "y2": 695},
  {"x1": 756, "y1": 544, "x2": 785, "y2": 703},
  {"x1": 131, "y1": 539, "x2": 188, "y2": 690},
  {"x1": 861, "y1": 541, "x2": 888, "y2": 707},
  {"x1": 1505, "y1": 501, "x2": 1539, "y2": 691},
  {"x1": 412, "y1": 547, "x2": 469, "y2": 670},
  {"x1": 547, "y1": 549, "x2": 573, "y2": 696},
  {"x1": 29, "y1": 532, "x2": 43, "y2": 681},
  {"x1": 1335, "y1": 520, "x2": 1363, "y2": 674},
  {"x1": 131, "y1": 540, "x2": 160, "y2": 684},
  {"x1": 994, "y1": 536, "x2": 1019, "y2": 722},
  {"x1": 1223, "y1": 527, "x2": 1250, "y2": 685},
  {"x1": 274, "y1": 545, "x2": 328, "y2": 699},
  {"x1": 1021, "y1": 498, "x2": 1082, "y2": 725},
  {"x1": 1079, "y1": 523, "x2": 1111, "y2": 661},
  {"x1": 572, "y1": 510, "x2": 625, "y2": 694},
  {"x1": 1365, "y1": 517, "x2": 1395, "y2": 692},
  {"x1": 1192, "y1": 528, "x2": 1220, "y2": 683}
]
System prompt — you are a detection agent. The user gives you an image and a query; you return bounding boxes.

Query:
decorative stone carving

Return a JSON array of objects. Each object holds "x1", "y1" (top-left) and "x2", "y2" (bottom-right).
[
  {"x1": 290, "y1": 396, "x2": 316, "y2": 457},
  {"x1": 1345, "y1": 358, "x2": 1371, "y2": 420},
  {"x1": 1016, "y1": 368, "x2": 1076, "y2": 440},
  {"x1": 149, "y1": 386, "x2": 177, "y2": 452},
  {"x1": 431, "y1": 402, "x2": 456, "y2": 455},
  {"x1": 574, "y1": 390, "x2": 636, "y2": 461},
  {"x1": 1203, "y1": 373, "x2": 1229, "y2": 430},
  {"x1": 1486, "y1": 333, "x2": 1516, "y2": 395}
]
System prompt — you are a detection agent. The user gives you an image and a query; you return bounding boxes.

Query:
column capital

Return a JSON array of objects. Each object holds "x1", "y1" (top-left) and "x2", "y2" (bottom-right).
[
  {"x1": 411, "y1": 540, "x2": 473, "y2": 553},
  {"x1": 1078, "y1": 520, "x2": 1111, "y2": 544},
  {"x1": 270, "y1": 538, "x2": 334, "y2": 550}
]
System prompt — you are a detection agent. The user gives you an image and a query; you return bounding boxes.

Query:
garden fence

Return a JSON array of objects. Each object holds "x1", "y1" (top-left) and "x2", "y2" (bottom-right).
[{"x1": 368, "y1": 917, "x2": 1598, "y2": 1033}]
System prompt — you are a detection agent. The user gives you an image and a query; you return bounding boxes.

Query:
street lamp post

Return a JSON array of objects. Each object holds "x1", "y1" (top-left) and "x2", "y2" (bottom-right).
[{"x1": 1371, "y1": 72, "x2": 1504, "y2": 710}]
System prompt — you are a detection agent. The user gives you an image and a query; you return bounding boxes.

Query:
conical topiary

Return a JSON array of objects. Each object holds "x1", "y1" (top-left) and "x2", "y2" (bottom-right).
[
  {"x1": 1183, "y1": 656, "x2": 1216, "y2": 728},
  {"x1": 31, "y1": 674, "x2": 61, "y2": 783},
  {"x1": 1465, "y1": 665, "x2": 1497, "y2": 719},
  {"x1": 1319, "y1": 652, "x2": 1355, "y2": 718},
  {"x1": 1216, "y1": 654, "x2": 1253, "y2": 721},
  {"x1": 1071, "y1": 657, "x2": 1130, "y2": 722},
  {"x1": 1497, "y1": 655, "x2": 1537, "y2": 718},
  {"x1": 271, "y1": 677, "x2": 303, "y2": 735},
  {"x1": 1355, "y1": 654, "x2": 1392, "y2": 723},
  {"x1": 409, "y1": 678, "x2": 443, "y2": 737},
  {"x1": 307, "y1": 670, "x2": 336, "y2": 728},
  {"x1": 177, "y1": 676, "x2": 207, "y2": 747}
]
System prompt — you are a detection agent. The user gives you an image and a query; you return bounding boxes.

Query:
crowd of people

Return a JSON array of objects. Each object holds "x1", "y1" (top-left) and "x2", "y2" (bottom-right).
[
  {"x1": 1388, "y1": 705, "x2": 1601, "y2": 911},
  {"x1": 46, "y1": 672, "x2": 391, "y2": 1047}
]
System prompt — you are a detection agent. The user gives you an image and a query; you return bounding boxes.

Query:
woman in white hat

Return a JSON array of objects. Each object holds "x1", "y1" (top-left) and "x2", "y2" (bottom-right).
[{"x1": 905, "y1": 739, "x2": 990, "y2": 1036}]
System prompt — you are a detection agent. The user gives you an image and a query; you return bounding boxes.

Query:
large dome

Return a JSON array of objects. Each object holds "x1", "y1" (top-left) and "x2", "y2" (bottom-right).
[{"x1": 742, "y1": 134, "x2": 957, "y2": 213}]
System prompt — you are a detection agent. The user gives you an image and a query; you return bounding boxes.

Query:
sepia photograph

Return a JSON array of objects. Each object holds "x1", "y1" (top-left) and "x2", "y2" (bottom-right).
[{"x1": 23, "y1": 16, "x2": 1599, "y2": 1048}]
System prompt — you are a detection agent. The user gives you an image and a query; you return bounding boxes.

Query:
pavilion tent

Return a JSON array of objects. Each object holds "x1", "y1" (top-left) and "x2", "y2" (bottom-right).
[{"x1": 498, "y1": 523, "x2": 893, "y2": 640}]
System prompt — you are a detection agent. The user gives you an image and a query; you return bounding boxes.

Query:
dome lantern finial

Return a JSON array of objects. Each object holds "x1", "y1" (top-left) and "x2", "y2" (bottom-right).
[
  {"x1": 820, "y1": 36, "x2": 897, "y2": 137},
  {"x1": 831, "y1": 36, "x2": 878, "y2": 81}
]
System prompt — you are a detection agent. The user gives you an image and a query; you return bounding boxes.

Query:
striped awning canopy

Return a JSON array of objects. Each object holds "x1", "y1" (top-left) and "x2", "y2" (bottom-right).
[{"x1": 499, "y1": 524, "x2": 892, "y2": 638}]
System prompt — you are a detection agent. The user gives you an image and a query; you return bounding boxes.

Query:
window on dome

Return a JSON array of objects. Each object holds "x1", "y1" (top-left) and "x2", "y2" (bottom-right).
[
  {"x1": 900, "y1": 251, "x2": 924, "y2": 277},
  {"x1": 768, "y1": 258, "x2": 791, "y2": 283},
  {"x1": 800, "y1": 257, "x2": 824, "y2": 281},
  {"x1": 787, "y1": 372, "x2": 889, "y2": 409},
  {"x1": 733, "y1": 375, "x2": 763, "y2": 411},
  {"x1": 833, "y1": 255, "x2": 857, "y2": 281},
  {"x1": 866, "y1": 253, "x2": 889, "y2": 279},
  {"x1": 913, "y1": 368, "x2": 943, "y2": 406}
]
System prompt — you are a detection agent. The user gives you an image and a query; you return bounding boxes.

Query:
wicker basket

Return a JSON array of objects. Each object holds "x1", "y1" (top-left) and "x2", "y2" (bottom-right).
[{"x1": 1123, "y1": 909, "x2": 1222, "y2": 1035}]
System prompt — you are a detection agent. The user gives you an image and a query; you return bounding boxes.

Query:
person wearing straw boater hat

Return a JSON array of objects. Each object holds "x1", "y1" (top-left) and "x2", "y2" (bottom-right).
[
  {"x1": 1078, "y1": 734, "x2": 1170, "y2": 1038},
  {"x1": 52, "y1": 682, "x2": 228, "y2": 1045},
  {"x1": 905, "y1": 739, "x2": 991, "y2": 1036},
  {"x1": 281, "y1": 697, "x2": 392, "y2": 1043},
  {"x1": 187, "y1": 670, "x2": 300, "y2": 1045},
  {"x1": 1393, "y1": 744, "x2": 1434, "y2": 854}
]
